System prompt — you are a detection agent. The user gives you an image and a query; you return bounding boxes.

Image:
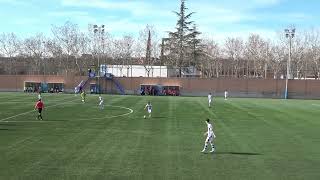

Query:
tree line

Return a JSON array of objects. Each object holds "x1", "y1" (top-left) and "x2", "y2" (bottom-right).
[{"x1": 0, "y1": 0, "x2": 320, "y2": 79}]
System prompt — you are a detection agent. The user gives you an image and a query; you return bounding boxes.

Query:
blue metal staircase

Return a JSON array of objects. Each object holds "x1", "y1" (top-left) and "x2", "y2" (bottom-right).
[
  {"x1": 75, "y1": 78, "x2": 91, "y2": 93},
  {"x1": 105, "y1": 73, "x2": 125, "y2": 95}
]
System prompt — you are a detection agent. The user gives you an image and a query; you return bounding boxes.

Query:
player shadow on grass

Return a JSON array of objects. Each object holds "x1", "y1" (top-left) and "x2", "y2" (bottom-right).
[
  {"x1": 42, "y1": 120, "x2": 68, "y2": 122},
  {"x1": 210, "y1": 152, "x2": 262, "y2": 156},
  {"x1": 0, "y1": 128, "x2": 10, "y2": 130},
  {"x1": 151, "y1": 116, "x2": 167, "y2": 119},
  {"x1": 0, "y1": 123, "x2": 19, "y2": 126}
]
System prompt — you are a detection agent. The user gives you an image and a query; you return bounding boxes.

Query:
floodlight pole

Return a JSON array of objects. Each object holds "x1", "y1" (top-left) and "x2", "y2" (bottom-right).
[
  {"x1": 42, "y1": 41, "x2": 46, "y2": 91},
  {"x1": 93, "y1": 25, "x2": 105, "y2": 95},
  {"x1": 128, "y1": 43, "x2": 132, "y2": 78},
  {"x1": 284, "y1": 28, "x2": 295, "y2": 99}
]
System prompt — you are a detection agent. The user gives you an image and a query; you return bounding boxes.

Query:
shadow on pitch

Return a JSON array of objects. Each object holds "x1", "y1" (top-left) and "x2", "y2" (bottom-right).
[
  {"x1": 214, "y1": 152, "x2": 262, "y2": 156},
  {"x1": 40, "y1": 120, "x2": 68, "y2": 122},
  {"x1": 151, "y1": 116, "x2": 167, "y2": 119},
  {"x1": 0, "y1": 123, "x2": 19, "y2": 126},
  {"x1": 0, "y1": 128, "x2": 10, "y2": 130}
]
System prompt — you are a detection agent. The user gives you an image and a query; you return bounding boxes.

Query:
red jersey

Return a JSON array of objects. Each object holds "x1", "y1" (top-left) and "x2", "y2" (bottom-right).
[{"x1": 35, "y1": 101, "x2": 44, "y2": 109}]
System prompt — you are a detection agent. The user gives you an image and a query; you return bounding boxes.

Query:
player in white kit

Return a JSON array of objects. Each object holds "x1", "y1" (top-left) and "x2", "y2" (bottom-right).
[
  {"x1": 98, "y1": 96, "x2": 104, "y2": 109},
  {"x1": 74, "y1": 87, "x2": 78, "y2": 96},
  {"x1": 201, "y1": 119, "x2": 216, "y2": 153},
  {"x1": 224, "y1": 90, "x2": 228, "y2": 100},
  {"x1": 144, "y1": 102, "x2": 152, "y2": 118},
  {"x1": 208, "y1": 93, "x2": 212, "y2": 108}
]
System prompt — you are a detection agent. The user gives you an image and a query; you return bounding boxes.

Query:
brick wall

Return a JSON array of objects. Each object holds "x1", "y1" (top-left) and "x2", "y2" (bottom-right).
[{"x1": 1, "y1": 75, "x2": 319, "y2": 99}]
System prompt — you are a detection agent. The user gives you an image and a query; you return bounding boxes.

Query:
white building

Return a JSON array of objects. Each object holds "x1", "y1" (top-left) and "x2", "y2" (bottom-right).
[
  {"x1": 101, "y1": 65, "x2": 168, "y2": 77},
  {"x1": 100, "y1": 65, "x2": 201, "y2": 78}
]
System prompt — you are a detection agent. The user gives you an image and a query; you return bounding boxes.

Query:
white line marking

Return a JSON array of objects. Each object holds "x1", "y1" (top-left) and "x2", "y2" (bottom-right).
[
  {"x1": 1, "y1": 121, "x2": 56, "y2": 123},
  {"x1": 0, "y1": 98, "x2": 78, "y2": 122},
  {"x1": 0, "y1": 99, "x2": 70, "y2": 104},
  {"x1": 71, "y1": 105, "x2": 134, "y2": 120},
  {"x1": 1, "y1": 102, "x2": 134, "y2": 123}
]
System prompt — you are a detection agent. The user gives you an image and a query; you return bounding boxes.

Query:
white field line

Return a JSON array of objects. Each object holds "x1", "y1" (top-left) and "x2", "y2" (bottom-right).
[
  {"x1": 0, "y1": 98, "x2": 78, "y2": 122},
  {"x1": 3, "y1": 121, "x2": 57, "y2": 123},
  {"x1": 70, "y1": 105, "x2": 134, "y2": 121},
  {"x1": 0, "y1": 101, "x2": 134, "y2": 123},
  {"x1": 0, "y1": 99, "x2": 72, "y2": 104}
]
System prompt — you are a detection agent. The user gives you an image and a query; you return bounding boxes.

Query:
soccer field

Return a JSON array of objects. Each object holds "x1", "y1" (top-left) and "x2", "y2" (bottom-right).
[{"x1": 0, "y1": 93, "x2": 319, "y2": 180}]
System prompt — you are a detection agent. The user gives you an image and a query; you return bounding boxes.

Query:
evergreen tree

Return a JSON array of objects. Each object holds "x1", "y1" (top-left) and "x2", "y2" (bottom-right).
[
  {"x1": 167, "y1": 0, "x2": 201, "y2": 77},
  {"x1": 188, "y1": 24, "x2": 202, "y2": 67}
]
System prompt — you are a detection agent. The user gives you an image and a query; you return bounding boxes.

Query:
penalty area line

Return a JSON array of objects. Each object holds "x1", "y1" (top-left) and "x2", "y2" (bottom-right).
[
  {"x1": 49, "y1": 105, "x2": 134, "y2": 121},
  {"x1": 2, "y1": 121, "x2": 57, "y2": 123},
  {"x1": 0, "y1": 98, "x2": 79, "y2": 122},
  {"x1": 1, "y1": 105, "x2": 134, "y2": 123}
]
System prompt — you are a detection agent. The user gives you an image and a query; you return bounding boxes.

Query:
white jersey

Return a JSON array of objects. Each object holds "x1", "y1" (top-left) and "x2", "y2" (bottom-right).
[
  {"x1": 208, "y1": 94, "x2": 212, "y2": 101},
  {"x1": 225, "y1": 91, "x2": 228, "y2": 97},
  {"x1": 99, "y1": 96, "x2": 104, "y2": 105},
  {"x1": 38, "y1": 94, "x2": 41, "y2": 100},
  {"x1": 145, "y1": 103, "x2": 152, "y2": 112},
  {"x1": 207, "y1": 123, "x2": 214, "y2": 137}
]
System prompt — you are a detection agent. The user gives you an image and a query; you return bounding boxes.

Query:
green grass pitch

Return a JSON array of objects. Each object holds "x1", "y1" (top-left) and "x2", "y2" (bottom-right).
[{"x1": 0, "y1": 92, "x2": 319, "y2": 180}]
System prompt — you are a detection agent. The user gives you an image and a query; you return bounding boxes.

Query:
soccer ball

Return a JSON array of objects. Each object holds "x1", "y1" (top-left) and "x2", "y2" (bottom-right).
[{"x1": 143, "y1": 115, "x2": 146, "y2": 119}]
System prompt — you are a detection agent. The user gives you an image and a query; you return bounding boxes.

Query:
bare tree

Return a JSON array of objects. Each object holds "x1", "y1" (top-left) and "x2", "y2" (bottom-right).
[
  {"x1": 0, "y1": 32, "x2": 20, "y2": 74},
  {"x1": 202, "y1": 39, "x2": 221, "y2": 78},
  {"x1": 224, "y1": 37, "x2": 244, "y2": 78},
  {"x1": 45, "y1": 39, "x2": 63, "y2": 74},
  {"x1": 124, "y1": 35, "x2": 134, "y2": 77},
  {"x1": 51, "y1": 21, "x2": 81, "y2": 73},
  {"x1": 3, "y1": 19, "x2": 320, "y2": 80},
  {"x1": 136, "y1": 25, "x2": 160, "y2": 77},
  {"x1": 22, "y1": 33, "x2": 46, "y2": 74},
  {"x1": 305, "y1": 28, "x2": 320, "y2": 79},
  {"x1": 269, "y1": 44, "x2": 285, "y2": 79},
  {"x1": 244, "y1": 34, "x2": 266, "y2": 78},
  {"x1": 291, "y1": 36, "x2": 306, "y2": 79},
  {"x1": 111, "y1": 35, "x2": 134, "y2": 76},
  {"x1": 45, "y1": 39, "x2": 63, "y2": 75},
  {"x1": 72, "y1": 32, "x2": 91, "y2": 74}
]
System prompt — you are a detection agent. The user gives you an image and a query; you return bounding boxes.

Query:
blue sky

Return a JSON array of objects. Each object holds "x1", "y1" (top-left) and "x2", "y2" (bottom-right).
[{"x1": 0, "y1": 0, "x2": 319, "y2": 42}]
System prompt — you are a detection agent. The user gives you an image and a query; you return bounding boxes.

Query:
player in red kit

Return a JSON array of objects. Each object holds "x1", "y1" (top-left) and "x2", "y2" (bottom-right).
[{"x1": 34, "y1": 99, "x2": 44, "y2": 120}]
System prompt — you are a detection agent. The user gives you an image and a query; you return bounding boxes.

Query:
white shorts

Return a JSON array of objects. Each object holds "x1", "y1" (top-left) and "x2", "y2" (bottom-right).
[
  {"x1": 209, "y1": 99, "x2": 212, "y2": 104},
  {"x1": 148, "y1": 109, "x2": 152, "y2": 114},
  {"x1": 99, "y1": 101, "x2": 104, "y2": 105},
  {"x1": 205, "y1": 133, "x2": 216, "y2": 143}
]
